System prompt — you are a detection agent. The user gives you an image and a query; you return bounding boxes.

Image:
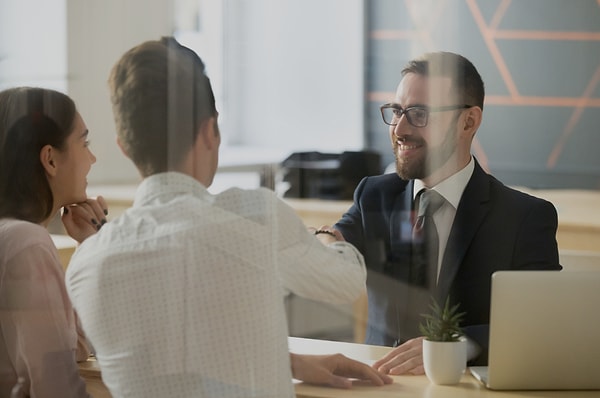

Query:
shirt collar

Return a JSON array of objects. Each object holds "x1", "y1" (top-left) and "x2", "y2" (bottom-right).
[
  {"x1": 413, "y1": 157, "x2": 475, "y2": 210},
  {"x1": 133, "y1": 172, "x2": 211, "y2": 207}
]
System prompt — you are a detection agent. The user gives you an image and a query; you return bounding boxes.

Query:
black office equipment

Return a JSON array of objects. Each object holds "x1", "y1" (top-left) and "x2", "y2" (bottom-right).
[{"x1": 281, "y1": 151, "x2": 381, "y2": 200}]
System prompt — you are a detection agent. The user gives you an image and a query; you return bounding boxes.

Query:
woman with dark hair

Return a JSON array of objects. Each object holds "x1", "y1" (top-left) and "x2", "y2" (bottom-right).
[{"x1": 0, "y1": 87, "x2": 107, "y2": 397}]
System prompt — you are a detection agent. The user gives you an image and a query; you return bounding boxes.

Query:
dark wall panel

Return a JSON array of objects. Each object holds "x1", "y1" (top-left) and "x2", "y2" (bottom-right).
[{"x1": 366, "y1": 0, "x2": 600, "y2": 189}]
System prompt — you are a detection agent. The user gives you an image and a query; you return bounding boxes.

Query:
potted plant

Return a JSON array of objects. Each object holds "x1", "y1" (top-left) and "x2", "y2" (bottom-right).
[{"x1": 419, "y1": 296, "x2": 467, "y2": 385}]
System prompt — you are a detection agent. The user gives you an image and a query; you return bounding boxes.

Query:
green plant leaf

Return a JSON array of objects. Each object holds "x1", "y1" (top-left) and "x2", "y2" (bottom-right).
[{"x1": 419, "y1": 296, "x2": 466, "y2": 342}]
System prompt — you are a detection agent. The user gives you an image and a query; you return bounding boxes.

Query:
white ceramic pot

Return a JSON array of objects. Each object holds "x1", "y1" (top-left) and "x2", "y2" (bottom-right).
[{"x1": 422, "y1": 338, "x2": 467, "y2": 385}]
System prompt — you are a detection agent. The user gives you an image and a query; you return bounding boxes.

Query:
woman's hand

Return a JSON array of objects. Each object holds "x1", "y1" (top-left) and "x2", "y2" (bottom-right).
[{"x1": 61, "y1": 195, "x2": 108, "y2": 243}]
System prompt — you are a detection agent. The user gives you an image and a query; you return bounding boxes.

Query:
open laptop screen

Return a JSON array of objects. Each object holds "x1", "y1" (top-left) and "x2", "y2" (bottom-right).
[{"x1": 471, "y1": 270, "x2": 600, "y2": 390}]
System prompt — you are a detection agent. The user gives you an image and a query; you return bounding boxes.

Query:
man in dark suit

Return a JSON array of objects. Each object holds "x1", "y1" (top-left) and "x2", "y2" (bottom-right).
[{"x1": 328, "y1": 52, "x2": 561, "y2": 374}]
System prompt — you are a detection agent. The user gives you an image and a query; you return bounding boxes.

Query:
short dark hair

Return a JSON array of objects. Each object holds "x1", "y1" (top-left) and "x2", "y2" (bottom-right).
[
  {"x1": 402, "y1": 52, "x2": 485, "y2": 110},
  {"x1": 108, "y1": 36, "x2": 217, "y2": 176},
  {"x1": 0, "y1": 87, "x2": 76, "y2": 223}
]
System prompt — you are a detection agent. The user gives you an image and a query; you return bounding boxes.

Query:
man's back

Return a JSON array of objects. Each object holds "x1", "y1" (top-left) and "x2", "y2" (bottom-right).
[{"x1": 67, "y1": 173, "x2": 295, "y2": 397}]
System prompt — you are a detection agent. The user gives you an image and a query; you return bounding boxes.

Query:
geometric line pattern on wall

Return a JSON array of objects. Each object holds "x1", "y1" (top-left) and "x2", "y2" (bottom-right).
[{"x1": 368, "y1": 0, "x2": 600, "y2": 171}]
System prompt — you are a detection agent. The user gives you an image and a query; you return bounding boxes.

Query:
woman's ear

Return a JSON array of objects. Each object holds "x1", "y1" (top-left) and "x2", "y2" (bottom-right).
[{"x1": 40, "y1": 144, "x2": 58, "y2": 177}]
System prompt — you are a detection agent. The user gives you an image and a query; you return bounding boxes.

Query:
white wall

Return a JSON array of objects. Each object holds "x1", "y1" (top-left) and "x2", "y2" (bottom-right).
[
  {"x1": 2, "y1": 0, "x2": 365, "y2": 184},
  {"x1": 0, "y1": 0, "x2": 67, "y2": 91},
  {"x1": 66, "y1": 0, "x2": 174, "y2": 184},
  {"x1": 223, "y1": 0, "x2": 365, "y2": 152}
]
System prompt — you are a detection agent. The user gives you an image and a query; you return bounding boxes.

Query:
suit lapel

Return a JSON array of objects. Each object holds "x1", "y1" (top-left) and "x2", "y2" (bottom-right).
[
  {"x1": 437, "y1": 161, "x2": 492, "y2": 302},
  {"x1": 389, "y1": 180, "x2": 414, "y2": 246}
]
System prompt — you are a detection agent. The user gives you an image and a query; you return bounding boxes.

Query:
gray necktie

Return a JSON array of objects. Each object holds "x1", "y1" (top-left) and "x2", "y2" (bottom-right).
[{"x1": 411, "y1": 189, "x2": 445, "y2": 288}]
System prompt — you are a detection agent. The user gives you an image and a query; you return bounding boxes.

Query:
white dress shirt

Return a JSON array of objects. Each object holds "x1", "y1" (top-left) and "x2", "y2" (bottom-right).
[
  {"x1": 413, "y1": 157, "x2": 475, "y2": 280},
  {"x1": 66, "y1": 172, "x2": 366, "y2": 398},
  {"x1": 414, "y1": 158, "x2": 480, "y2": 359}
]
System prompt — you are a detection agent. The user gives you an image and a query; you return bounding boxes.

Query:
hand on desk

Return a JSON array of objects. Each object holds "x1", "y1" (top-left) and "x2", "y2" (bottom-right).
[
  {"x1": 290, "y1": 353, "x2": 393, "y2": 389},
  {"x1": 372, "y1": 336, "x2": 425, "y2": 375},
  {"x1": 62, "y1": 195, "x2": 109, "y2": 243}
]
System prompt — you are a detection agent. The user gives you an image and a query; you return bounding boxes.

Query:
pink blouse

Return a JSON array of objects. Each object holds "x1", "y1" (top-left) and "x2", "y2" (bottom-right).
[{"x1": 0, "y1": 219, "x2": 89, "y2": 397}]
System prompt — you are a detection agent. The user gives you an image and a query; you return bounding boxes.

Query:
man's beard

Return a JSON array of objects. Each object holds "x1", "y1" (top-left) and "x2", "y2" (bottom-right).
[{"x1": 394, "y1": 123, "x2": 457, "y2": 180}]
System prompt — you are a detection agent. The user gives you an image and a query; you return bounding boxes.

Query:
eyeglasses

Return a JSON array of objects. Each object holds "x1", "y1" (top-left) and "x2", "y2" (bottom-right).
[{"x1": 380, "y1": 103, "x2": 472, "y2": 128}]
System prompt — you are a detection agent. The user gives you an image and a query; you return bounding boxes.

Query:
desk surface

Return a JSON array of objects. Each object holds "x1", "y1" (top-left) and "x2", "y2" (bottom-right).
[
  {"x1": 79, "y1": 337, "x2": 598, "y2": 398},
  {"x1": 288, "y1": 337, "x2": 599, "y2": 398}
]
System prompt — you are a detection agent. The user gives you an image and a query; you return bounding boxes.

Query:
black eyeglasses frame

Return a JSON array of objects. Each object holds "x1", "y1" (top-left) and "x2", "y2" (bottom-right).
[{"x1": 380, "y1": 103, "x2": 472, "y2": 128}]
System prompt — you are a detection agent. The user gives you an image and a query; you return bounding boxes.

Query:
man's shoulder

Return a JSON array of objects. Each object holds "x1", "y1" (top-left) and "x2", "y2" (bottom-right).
[
  {"x1": 67, "y1": 231, "x2": 103, "y2": 273},
  {"x1": 487, "y1": 175, "x2": 550, "y2": 203},
  {"x1": 357, "y1": 173, "x2": 408, "y2": 196},
  {"x1": 67, "y1": 218, "x2": 130, "y2": 276},
  {"x1": 213, "y1": 186, "x2": 277, "y2": 209},
  {"x1": 216, "y1": 186, "x2": 275, "y2": 199},
  {"x1": 481, "y1": 173, "x2": 556, "y2": 215}
]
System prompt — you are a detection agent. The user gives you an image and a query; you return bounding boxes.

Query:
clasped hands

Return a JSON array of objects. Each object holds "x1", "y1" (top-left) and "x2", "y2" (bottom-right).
[
  {"x1": 61, "y1": 195, "x2": 109, "y2": 243},
  {"x1": 307, "y1": 225, "x2": 345, "y2": 245}
]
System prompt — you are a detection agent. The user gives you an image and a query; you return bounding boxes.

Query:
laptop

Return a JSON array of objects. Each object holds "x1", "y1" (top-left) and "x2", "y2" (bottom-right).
[{"x1": 470, "y1": 270, "x2": 600, "y2": 390}]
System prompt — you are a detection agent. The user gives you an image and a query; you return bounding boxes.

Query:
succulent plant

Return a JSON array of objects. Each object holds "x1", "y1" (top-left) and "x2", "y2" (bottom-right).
[{"x1": 419, "y1": 296, "x2": 465, "y2": 342}]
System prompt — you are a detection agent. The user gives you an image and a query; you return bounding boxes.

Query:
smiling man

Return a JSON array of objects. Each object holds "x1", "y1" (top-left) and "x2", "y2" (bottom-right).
[{"x1": 331, "y1": 51, "x2": 561, "y2": 373}]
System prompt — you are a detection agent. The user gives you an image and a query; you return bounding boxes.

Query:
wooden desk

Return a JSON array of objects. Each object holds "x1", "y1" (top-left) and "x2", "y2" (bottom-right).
[
  {"x1": 78, "y1": 359, "x2": 111, "y2": 398},
  {"x1": 289, "y1": 337, "x2": 599, "y2": 398},
  {"x1": 79, "y1": 337, "x2": 598, "y2": 398}
]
